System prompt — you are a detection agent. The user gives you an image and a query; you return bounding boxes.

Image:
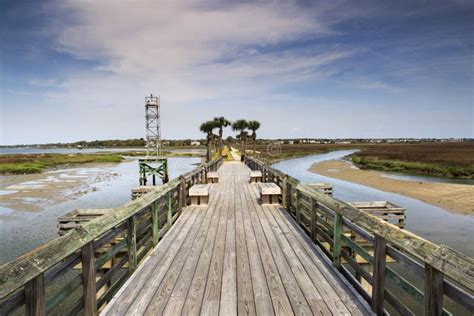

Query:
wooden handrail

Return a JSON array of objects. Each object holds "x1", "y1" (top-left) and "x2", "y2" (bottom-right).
[
  {"x1": 0, "y1": 156, "x2": 223, "y2": 301},
  {"x1": 244, "y1": 156, "x2": 474, "y2": 292}
]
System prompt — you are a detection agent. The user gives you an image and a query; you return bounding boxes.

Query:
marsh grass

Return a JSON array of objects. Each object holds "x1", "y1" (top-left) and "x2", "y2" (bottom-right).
[
  {"x1": 352, "y1": 156, "x2": 474, "y2": 178},
  {"x1": 0, "y1": 153, "x2": 124, "y2": 174}
]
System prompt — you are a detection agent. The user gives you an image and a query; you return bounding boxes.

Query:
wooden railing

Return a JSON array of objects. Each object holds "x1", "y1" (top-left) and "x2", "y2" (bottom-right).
[
  {"x1": 0, "y1": 157, "x2": 223, "y2": 315},
  {"x1": 245, "y1": 157, "x2": 474, "y2": 316}
]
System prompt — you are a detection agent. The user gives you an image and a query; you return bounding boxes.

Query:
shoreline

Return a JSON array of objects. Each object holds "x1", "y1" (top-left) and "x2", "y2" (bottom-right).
[{"x1": 310, "y1": 160, "x2": 474, "y2": 216}]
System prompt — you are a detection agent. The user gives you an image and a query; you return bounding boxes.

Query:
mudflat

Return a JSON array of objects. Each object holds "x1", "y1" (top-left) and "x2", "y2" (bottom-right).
[
  {"x1": 310, "y1": 160, "x2": 474, "y2": 216},
  {"x1": 0, "y1": 163, "x2": 118, "y2": 213}
]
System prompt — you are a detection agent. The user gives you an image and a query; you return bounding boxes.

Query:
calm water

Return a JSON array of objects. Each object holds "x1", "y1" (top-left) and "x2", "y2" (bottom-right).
[
  {"x1": 0, "y1": 157, "x2": 201, "y2": 263},
  {"x1": 0, "y1": 147, "x2": 146, "y2": 155},
  {"x1": 272, "y1": 150, "x2": 474, "y2": 257}
]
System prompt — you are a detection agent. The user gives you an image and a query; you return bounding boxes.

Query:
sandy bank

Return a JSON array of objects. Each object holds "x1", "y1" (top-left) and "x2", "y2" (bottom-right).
[
  {"x1": 0, "y1": 163, "x2": 119, "y2": 213},
  {"x1": 310, "y1": 160, "x2": 474, "y2": 216}
]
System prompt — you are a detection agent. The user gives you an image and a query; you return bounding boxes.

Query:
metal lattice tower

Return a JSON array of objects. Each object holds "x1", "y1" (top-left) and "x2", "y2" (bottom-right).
[
  {"x1": 145, "y1": 94, "x2": 161, "y2": 159},
  {"x1": 139, "y1": 94, "x2": 168, "y2": 185}
]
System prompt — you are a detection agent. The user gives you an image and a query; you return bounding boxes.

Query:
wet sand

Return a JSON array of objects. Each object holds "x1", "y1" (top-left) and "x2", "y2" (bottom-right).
[
  {"x1": 310, "y1": 160, "x2": 474, "y2": 215},
  {"x1": 0, "y1": 164, "x2": 119, "y2": 213}
]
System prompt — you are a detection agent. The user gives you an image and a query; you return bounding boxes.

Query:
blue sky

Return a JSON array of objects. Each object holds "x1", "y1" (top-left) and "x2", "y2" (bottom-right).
[{"x1": 1, "y1": 0, "x2": 473, "y2": 145}]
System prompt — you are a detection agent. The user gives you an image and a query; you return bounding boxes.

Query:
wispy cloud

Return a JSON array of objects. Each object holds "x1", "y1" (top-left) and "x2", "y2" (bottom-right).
[{"x1": 1, "y1": 0, "x2": 472, "y2": 144}]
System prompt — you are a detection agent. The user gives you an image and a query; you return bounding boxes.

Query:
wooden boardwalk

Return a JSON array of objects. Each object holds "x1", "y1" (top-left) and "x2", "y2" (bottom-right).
[{"x1": 103, "y1": 162, "x2": 372, "y2": 315}]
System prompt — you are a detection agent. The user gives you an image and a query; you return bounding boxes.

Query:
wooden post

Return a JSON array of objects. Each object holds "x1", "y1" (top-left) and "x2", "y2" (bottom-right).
[
  {"x1": 310, "y1": 198, "x2": 318, "y2": 241},
  {"x1": 371, "y1": 235, "x2": 387, "y2": 315},
  {"x1": 295, "y1": 190, "x2": 301, "y2": 223},
  {"x1": 127, "y1": 216, "x2": 137, "y2": 273},
  {"x1": 282, "y1": 176, "x2": 288, "y2": 209},
  {"x1": 180, "y1": 176, "x2": 187, "y2": 208},
  {"x1": 151, "y1": 201, "x2": 159, "y2": 246},
  {"x1": 178, "y1": 178, "x2": 183, "y2": 214},
  {"x1": 25, "y1": 273, "x2": 45, "y2": 316},
  {"x1": 81, "y1": 242, "x2": 97, "y2": 316},
  {"x1": 167, "y1": 192, "x2": 173, "y2": 228},
  {"x1": 332, "y1": 213, "x2": 343, "y2": 269},
  {"x1": 424, "y1": 264, "x2": 444, "y2": 316},
  {"x1": 287, "y1": 182, "x2": 292, "y2": 211}
]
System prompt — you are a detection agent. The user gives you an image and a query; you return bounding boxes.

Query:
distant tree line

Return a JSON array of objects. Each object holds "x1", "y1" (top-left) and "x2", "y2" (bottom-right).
[{"x1": 4, "y1": 138, "x2": 208, "y2": 148}]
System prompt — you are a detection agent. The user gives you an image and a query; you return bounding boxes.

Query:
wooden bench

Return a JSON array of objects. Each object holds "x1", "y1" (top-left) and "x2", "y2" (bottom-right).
[
  {"x1": 189, "y1": 184, "x2": 210, "y2": 205},
  {"x1": 308, "y1": 183, "x2": 333, "y2": 195},
  {"x1": 131, "y1": 186, "x2": 155, "y2": 200},
  {"x1": 207, "y1": 171, "x2": 219, "y2": 184},
  {"x1": 250, "y1": 170, "x2": 263, "y2": 183},
  {"x1": 258, "y1": 183, "x2": 281, "y2": 204}
]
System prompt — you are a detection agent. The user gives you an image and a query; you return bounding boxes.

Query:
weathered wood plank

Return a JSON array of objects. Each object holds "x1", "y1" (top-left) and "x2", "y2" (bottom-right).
[
  {"x1": 163, "y1": 180, "x2": 223, "y2": 315},
  {"x1": 144, "y1": 202, "x2": 210, "y2": 314},
  {"x1": 220, "y1": 166, "x2": 238, "y2": 316},
  {"x1": 180, "y1": 166, "x2": 230, "y2": 315},
  {"x1": 200, "y1": 175, "x2": 229, "y2": 315},
  {"x1": 250, "y1": 184, "x2": 355, "y2": 316},
  {"x1": 103, "y1": 209, "x2": 196, "y2": 314},
  {"x1": 271, "y1": 205, "x2": 370, "y2": 315},
  {"x1": 239, "y1": 173, "x2": 274, "y2": 315},
  {"x1": 234, "y1": 171, "x2": 257, "y2": 316},
  {"x1": 242, "y1": 189, "x2": 293, "y2": 314}
]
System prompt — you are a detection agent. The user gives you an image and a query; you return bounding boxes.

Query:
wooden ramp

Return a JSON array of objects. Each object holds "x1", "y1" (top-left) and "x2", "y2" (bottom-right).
[{"x1": 103, "y1": 162, "x2": 372, "y2": 315}]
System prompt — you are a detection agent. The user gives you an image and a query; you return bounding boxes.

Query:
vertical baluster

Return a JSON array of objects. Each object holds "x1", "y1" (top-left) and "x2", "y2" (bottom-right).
[
  {"x1": 127, "y1": 216, "x2": 137, "y2": 272},
  {"x1": 178, "y1": 176, "x2": 185, "y2": 212},
  {"x1": 332, "y1": 213, "x2": 343, "y2": 269},
  {"x1": 296, "y1": 190, "x2": 302, "y2": 223},
  {"x1": 81, "y1": 242, "x2": 97, "y2": 316},
  {"x1": 167, "y1": 192, "x2": 173, "y2": 227},
  {"x1": 371, "y1": 235, "x2": 387, "y2": 315},
  {"x1": 151, "y1": 201, "x2": 159, "y2": 246},
  {"x1": 25, "y1": 274, "x2": 45, "y2": 316},
  {"x1": 424, "y1": 264, "x2": 444, "y2": 316},
  {"x1": 310, "y1": 198, "x2": 318, "y2": 241},
  {"x1": 282, "y1": 176, "x2": 288, "y2": 209}
]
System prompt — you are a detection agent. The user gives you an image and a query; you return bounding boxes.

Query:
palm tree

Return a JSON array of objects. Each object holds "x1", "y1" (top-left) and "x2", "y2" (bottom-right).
[
  {"x1": 232, "y1": 119, "x2": 248, "y2": 160},
  {"x1": 247, "y1": 120, "x2": 261, "y2": 156},
  {"x1": 200, "y1": 121, "x2": 216, "y2": 161},
  {"x1": 213, "y1": 116, "x2": 231, "y2": 152}
]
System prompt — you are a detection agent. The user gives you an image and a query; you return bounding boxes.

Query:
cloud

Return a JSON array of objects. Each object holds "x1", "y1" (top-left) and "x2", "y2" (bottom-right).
[
  {"x1": 2, "y1": 0, "x2": 473, "y2": 144},
  {"x1": 53, "y1": 1, "x2": 331, "y2": 73},
  {"x1": 42, "y1": 0, "x2": 355, "y2": 112}
]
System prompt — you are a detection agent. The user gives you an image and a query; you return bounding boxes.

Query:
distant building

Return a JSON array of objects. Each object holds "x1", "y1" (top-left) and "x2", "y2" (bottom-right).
[{"x1": 191, "y1": 141, "x2": 201, "y2": 146}]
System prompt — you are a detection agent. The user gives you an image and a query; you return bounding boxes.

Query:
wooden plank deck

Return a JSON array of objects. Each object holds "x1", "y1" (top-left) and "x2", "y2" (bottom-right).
[{"x1": 103, "y1": 162, "x2": 372, "y2": 315}]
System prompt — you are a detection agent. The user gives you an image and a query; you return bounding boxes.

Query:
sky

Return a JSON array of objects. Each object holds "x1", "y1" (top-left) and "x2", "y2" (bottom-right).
[{"x1": 0, "y1": 0, "x2": 473, "y2": 145}]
